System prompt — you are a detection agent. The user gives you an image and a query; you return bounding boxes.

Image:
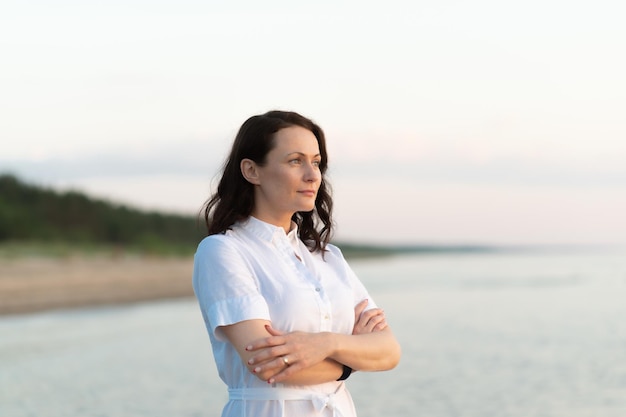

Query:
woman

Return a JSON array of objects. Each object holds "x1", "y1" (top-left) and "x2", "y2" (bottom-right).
[{"x1": 192, "y1": 110, "x2": 401, "y2": 416}]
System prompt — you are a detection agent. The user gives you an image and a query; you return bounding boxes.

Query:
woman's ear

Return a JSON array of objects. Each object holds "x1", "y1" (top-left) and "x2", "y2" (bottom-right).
[{"x1": 240, "y1": 159, "x2": 261, "y2": 185}]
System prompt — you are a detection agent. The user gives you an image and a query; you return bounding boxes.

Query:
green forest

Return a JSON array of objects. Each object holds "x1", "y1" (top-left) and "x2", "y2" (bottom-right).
[{"x1": 0, "y1": 174, "x2": 204, "y2": 255}]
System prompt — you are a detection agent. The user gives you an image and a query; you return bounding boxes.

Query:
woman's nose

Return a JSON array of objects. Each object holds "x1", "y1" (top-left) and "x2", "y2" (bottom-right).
[{"x1": 305, "y1": 163, "x2": 321, "y2": 182}]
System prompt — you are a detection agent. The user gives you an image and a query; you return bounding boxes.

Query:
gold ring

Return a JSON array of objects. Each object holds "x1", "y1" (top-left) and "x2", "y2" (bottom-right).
[{"x1": 282, "y1": 356, "x2": 290, "y2": 366}]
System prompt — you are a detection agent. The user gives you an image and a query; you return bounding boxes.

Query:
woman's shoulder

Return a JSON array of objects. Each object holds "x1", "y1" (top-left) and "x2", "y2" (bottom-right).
[
  {"x1": 324, "y1": 242, "x2": 342, "y2": 255},
  {"x1": 196, "y1": 232, "x2": 238, "y2": 254},
  {"x1": 320, "y1": 243, "x2": 348, "y2": 262}
]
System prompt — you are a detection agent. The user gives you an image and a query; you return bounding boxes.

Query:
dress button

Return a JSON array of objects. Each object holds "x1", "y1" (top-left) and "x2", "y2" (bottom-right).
[
  {"x1": 315, "y1": 287, "x2": 321, "y2": 292},
  {"x1": 324, "y1": 315, "x2": 330, "y2": 320}
]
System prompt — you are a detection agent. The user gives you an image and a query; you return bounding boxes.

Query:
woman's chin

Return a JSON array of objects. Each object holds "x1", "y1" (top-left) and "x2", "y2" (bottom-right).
[{"x1": 297, "y1": 205, "x2": 316, "y2": 213}]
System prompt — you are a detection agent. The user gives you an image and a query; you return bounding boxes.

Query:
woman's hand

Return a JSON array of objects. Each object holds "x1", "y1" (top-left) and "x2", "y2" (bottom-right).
[
  {"x1": 245, "y1": 324, "x2": 334, "y2": 384},
  {"x1": 220, "y1": 319, "x2": 345, "y2": 385},
  {"x1": 245, "y1": 300, "x2": 387, "y2": 383},
  {"x1": 352, "y1": 299, "x2": 387, "y2": 334}
]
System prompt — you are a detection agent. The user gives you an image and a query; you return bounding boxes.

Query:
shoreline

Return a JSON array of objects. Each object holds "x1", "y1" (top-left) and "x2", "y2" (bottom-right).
[{"x1": 0, "y1": 256, "x2": 195, "y2": 316}]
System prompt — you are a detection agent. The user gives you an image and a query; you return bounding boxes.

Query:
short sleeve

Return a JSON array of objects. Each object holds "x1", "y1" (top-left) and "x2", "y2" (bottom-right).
[
  {"x1": 326, "y1": 244, "x2": 378, "y2": 311},
  {"x1": 192, "y1": 235, "x2": 271, "y2": 341}
]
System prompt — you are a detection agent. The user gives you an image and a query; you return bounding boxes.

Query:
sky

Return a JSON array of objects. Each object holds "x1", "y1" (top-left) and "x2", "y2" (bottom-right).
[{"x1": 1, "y1": 0, "x2": 625, "y2": 246}]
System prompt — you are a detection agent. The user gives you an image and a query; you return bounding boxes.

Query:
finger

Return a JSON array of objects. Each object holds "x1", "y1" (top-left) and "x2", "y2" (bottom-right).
[
  {"x1": 251, "y1": 354, "x2": 290, "y2": 376},
  {"x1": 265, "y1": 324, "x2": 285, "y2": 337},
  {"x1": 363, "y1": 314, "x2": 386, "y2": 332},
  {"x1": 248, "y1": 344, "x2": 289, "y2": 365},
  {"x1": 245, "y1": 335, "x2": 285, "y2": 352},
  {"x1": 267, "y1": 360, "x2": 304, "y2": 384},
  {"x1": 361, "y1": 310, "x2": 386, "y2": 332},
  {"x1": 252, "y1": 351, "x2": 300, "y2": 380},
  {"x1": 373, "y1": 319, "x2": 388, "y2": 331},
  {"x1": 354, "y1": 299, "x2": 368, "y2": 323},
  {"x1": 357, "y1": 308, "x2": 384, "y2": 327},
  {"x1": 367, "y1": 315, "x2": 387, "y2": 332}
]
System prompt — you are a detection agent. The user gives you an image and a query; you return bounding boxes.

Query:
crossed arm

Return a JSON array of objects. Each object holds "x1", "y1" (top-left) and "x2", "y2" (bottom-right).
[{"x1": 219, "y1": 299, "x2": 402, "y2": 385}]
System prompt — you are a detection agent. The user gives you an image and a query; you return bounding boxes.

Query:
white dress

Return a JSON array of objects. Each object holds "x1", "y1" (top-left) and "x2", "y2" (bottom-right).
[{"x1": 192, "y1": 216, "x2": 376, "y2": 417}]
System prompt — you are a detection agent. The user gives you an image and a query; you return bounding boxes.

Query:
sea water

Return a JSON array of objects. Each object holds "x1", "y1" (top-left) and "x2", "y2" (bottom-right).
[{"x1": 1, "y1": 248, "x2": 625, "y2": 417}]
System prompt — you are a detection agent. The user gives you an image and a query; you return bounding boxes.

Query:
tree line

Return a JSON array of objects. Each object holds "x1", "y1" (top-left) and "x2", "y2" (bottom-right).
[{"x1": 0, "y1": 174, "x2": 204, "y2": 253}]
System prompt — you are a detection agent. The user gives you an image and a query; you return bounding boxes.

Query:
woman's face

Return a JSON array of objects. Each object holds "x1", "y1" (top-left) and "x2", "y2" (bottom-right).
[{"x1": 248, "y1": 125, "x2": 322, "y2": 229}]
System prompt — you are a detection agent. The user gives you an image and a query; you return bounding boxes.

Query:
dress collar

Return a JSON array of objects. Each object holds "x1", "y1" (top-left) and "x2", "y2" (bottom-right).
[{"x1": 238, "y1": 216, "x2": 299, "y2": 243}]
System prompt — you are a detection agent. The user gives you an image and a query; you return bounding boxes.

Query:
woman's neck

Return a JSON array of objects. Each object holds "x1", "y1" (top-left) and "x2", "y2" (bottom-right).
[{"x1": 250, "y1": 212, "x2": 293, "y2": 234}]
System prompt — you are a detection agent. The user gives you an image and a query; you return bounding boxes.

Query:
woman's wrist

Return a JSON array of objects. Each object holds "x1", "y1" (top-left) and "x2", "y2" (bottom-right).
[{"x1": 321, "y1": 331, "x2": 339, "y2": 359}]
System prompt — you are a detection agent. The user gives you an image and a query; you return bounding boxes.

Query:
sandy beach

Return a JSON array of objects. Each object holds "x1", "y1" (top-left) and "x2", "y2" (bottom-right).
[{"x1": 0, "y1": 256, "x2": 195, "y2": 315}]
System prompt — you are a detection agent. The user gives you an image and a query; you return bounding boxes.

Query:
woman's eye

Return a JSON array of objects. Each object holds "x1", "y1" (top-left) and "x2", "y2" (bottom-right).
[
  {"x1": 289, "y1": 159, "x2": 302, "y2": 165},
  {"x1": 312, "y1": 160, "x2": 321, "y2": 167}
]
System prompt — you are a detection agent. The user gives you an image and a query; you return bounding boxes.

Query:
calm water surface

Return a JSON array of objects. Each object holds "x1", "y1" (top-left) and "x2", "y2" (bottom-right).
[{"x1": 1, "y1": 248, "x2": 625, "y2": 417}]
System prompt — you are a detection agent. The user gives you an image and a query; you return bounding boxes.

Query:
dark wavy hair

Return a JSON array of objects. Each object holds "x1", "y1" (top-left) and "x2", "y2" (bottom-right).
[{"x1": 203, "y1": 110, "x2": 333, "y2": 252}]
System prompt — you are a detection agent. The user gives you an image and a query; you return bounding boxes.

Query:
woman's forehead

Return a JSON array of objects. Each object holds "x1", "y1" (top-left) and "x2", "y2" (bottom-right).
[{"x1": 271, "y1": 126, "x2": 320, "y2": 155}]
